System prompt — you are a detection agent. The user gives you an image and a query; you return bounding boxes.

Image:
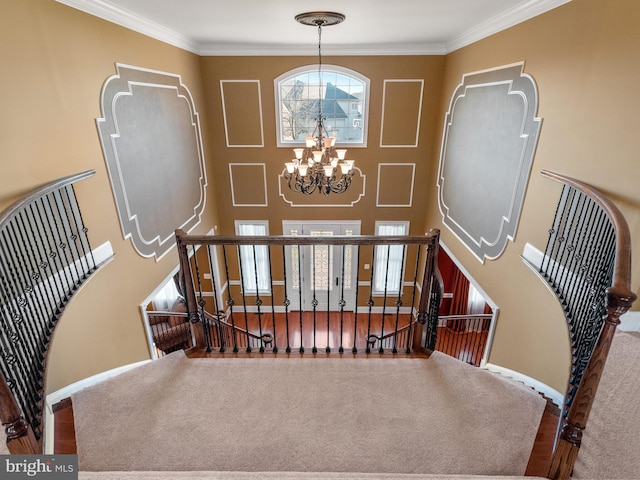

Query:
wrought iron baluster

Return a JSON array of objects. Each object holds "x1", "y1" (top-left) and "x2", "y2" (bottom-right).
[
  {"x1": 325, "y1": 243, "x2": 331, "y2": 354},
  {"x1": 282, "y1": 245, "x2": 292, "y2": 354},
  {"x1": 561, "y1": 197, "x2": 598, "y2": 321},
  {"x1": 365, "y1": 247, "x2": 375, "y2": 354},
  {"x1": 2, "y1": 227, "x2": 46, "y2": 363},
  {"x1": 338, "y1": 244, "x2": 346, "y2": 354},
  {"x1": 391, "y1": 243, "x2": 407, "y2": 354},
  {"x1": 352, "y1": 244, "x2": 361, "y2": 354},
  {"x1": 206, "y1": 246, "x2": 225, "y2": 353},
  {"x1": 44, "y1": 194, "x2": 75, "y2": 293},
  {"x1": 406, "y1": 245, "x2": 421, "y2": 354},
  {"x1": 296, "y1": 242, "x2": 304, "y2": 354},
  {"x1": 236, "y1": 245, "x2": 251, "y2": 352},
  {"x1": 64, "y1": 185, "x2": 94, "y2": 275},
  {"x1": 378, "y1": 245, "x2": 392, "y2": 354},
  {"x1": 250, "y1": 244, "x2": 265, "y2": 353},
  {"x1": 221, "y1": 245, "x2": 239, "y2": 353},
  {"x1": 0, "y1": 306, "x2": 39, "y2": 430},
  {"x1": 51, "y1": 190, "x2": 81, "y2": 286},
  {"x1": 0, "y1": 263, "x2": 38, "y2": 400},
  {"x1": 26, "y1": 204, "x2": 61, "y2": 321},
  {"x1": 32, "y1": 198, "x2": 65, "y2": 310},
  {"x1": 267, "y1": 245, "x2": 277, "y2": 354},
  {"x1": 311, "y1": 244, "x2": 317, "y2": 354},
  {"x1": 192, "y1": 247, "x2": 211, "y2": 353},
  {"x1": 14, "y1": 212, "x2": 56, "y2": 330}
]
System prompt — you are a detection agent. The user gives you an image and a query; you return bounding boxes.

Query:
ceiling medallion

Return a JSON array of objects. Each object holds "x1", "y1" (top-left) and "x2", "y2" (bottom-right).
[{"x1": 295, "y1": 12, "x2": 346, "y2": 27}]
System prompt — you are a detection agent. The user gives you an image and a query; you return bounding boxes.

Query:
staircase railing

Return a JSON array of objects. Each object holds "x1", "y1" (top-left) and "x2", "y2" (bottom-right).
[
  {"x1": 203, "y1": 310, "x2": 275, "y2": 353},
  {"x1": 532, "y1": 171, "x2": 636, "y2": 479},
  {"x1": 436, "y1": 314, "x2": 492, "y2": 366},
  {"x1": 0, "y1": 170, "x2": 111, "y2": 453},
  {"x1": 175, "y1": 229, "x2": 442, "y2": 355}
]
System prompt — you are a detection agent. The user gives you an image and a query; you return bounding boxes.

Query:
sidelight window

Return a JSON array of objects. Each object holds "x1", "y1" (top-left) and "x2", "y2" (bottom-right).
[
  {"x1": 373, "y1": 221, "x2": 409, "y2": 295},
  {"x1": 235, "y1": 221, "x2": 270, "y2": 294}
]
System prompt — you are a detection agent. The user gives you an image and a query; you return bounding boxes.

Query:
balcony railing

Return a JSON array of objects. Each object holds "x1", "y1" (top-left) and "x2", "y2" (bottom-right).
[{"x1": 175, "y1": 229, "x2": 443, "y2": 355}]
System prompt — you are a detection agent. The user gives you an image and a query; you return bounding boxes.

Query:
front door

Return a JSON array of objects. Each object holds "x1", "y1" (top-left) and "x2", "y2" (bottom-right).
[{"x1": 283, "y1": 221, "x2": 360, "y2": 311}]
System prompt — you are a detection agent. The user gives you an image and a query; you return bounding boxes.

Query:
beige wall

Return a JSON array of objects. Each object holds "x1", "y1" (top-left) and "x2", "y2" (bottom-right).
[
  {"x1": 1, "y1": 0, "x2": 219, "y2": 392},
  {"x1": 424, "y1": 0, "x2": 640, "y2": 392},
  {"x1": 2, "y1": 0, "x2": 638, "y2": 395},
  {"x1": 200, "y1": 55, "x2": 444, "y2": 236}
]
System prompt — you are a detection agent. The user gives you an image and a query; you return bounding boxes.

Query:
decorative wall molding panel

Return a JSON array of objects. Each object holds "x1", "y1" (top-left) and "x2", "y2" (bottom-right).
[
  {"x1": 220, "y1": 80, "x2": 264, "y2": 147},
  {"x1": 437, "y1": 63, "x2": 541, "y2": 262},
  {"x1": 376, "y1": 163, "x2": 416, "y2": 207},
  {"x1": 380, "y1": 79, "x2": 424, "y2": 148},
  {"x1": 229, "y1": 163, "x2": 268, "y2": 207},
  {"x1": 278, "y1": 167, "x2": 366, "y2": 207},
  {"x1": 97, "y1": 64, "x2": 207, "y2": 260}
]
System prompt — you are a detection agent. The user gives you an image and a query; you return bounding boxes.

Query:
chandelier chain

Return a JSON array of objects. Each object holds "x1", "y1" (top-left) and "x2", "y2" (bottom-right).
[{"x1": 317, "y1": 23, "x2": 322, "y2": 120}]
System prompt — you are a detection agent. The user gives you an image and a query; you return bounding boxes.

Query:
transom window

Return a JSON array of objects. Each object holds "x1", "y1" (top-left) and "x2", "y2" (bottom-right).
[{"x1": 275, "y1": 65, "x2": 370, "y2": 147}]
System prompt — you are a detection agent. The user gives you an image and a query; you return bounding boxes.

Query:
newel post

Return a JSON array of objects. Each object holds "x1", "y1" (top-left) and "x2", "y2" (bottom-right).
[
  {"x1": 548, "y1": 285, "x2": 636, "y2": 479},
  {"x1": 413, "y1": 229, "x2": 442, "y2": 353},
  {"x1": 175, "y1": 229, "x2": 206, "y2": 350},
  {"x1": 0, "y1": 373, "x2": 39, "y2": 454}
]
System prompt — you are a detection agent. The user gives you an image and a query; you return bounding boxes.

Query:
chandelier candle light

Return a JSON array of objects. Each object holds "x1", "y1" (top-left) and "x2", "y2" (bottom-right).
[{"x1": 284, "y1": 12, "x2": 356, "y2": 195}]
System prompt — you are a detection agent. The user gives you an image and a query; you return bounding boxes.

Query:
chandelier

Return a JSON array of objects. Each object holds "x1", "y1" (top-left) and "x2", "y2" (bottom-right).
[{"x1": 284, "y1": 12, "x2": 355, "y2": 195}]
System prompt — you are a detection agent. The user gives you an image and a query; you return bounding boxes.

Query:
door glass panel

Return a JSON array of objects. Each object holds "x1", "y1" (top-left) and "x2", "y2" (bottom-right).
[
  {"x1": 289, "y1": 229, "x2": 300, "y2": 289},
  {"x1": 310, "y1": 230, "x2": 333, "y2": 292},
  {"x1": 343, "y1": 228, "x2": 354, "y2": 290}
]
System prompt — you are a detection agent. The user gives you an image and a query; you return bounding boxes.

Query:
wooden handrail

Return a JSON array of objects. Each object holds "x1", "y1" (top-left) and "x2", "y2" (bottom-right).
[
  {"x1": 177, "y1": 233, "x2": 440, "y2": 247},
  {"x1": 0, "y1": 170, "x2": 95, "y2": 230},
  {"x1": 541, "y1": 170, "x2": 633, "y2": 290},
  {"x1": 542, "y1": 171, "x2": 636, "y2": 479},
  {"x1": 0, "y1": 170, "x2": 99, "y2": 454}
]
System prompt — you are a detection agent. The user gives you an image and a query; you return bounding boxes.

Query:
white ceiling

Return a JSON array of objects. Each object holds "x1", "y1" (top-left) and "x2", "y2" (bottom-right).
[{"x1": 57, "y1": 0, "x2": 570, "y2": 55}]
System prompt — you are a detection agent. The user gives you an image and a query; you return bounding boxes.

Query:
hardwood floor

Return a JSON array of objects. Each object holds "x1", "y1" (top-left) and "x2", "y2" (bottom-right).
[
  {"x1": 52, "y1": 397, "x2": 76, "y2": 455},
  {"x1": 207, "y1": 311, "x2": 414, "y2": 353},
  {"x1": 52, "y1": 311, "x2": 560, "y2": 476}
]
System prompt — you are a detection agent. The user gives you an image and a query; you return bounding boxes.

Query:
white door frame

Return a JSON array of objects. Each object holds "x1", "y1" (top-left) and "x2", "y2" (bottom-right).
[{"x1": 283, "y1": 220, "x2": 361, "y2": 311}]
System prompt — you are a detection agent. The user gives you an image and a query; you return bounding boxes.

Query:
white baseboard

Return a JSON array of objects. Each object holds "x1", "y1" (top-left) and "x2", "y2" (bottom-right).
[
  {"x1": 44, "y1": 359, "x2": 151, "y2": 454},
  {"x1": 482, "y1": 362, "x2": 564, "y2": 408}
]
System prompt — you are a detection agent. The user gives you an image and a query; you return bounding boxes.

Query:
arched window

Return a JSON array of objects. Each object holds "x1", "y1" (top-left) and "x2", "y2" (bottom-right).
[{"x1": 275, "y1": 65, "x2": 370, "y2": 147}]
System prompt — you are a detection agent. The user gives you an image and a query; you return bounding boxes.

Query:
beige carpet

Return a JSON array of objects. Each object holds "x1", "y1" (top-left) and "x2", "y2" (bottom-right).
[
  {"x1": 72, "y1": 352, "x2": 545, "y2": 475},
  {"x1": 77, "y1": 473, "x2": 545, "y2": 480},
  {"x1": 572, "y1": 331, "x2": 640, "y2": 479}
]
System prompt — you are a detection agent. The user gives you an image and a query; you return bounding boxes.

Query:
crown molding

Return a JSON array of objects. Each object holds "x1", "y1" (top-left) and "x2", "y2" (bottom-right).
[
  {"x1": 57, "y1": 0, "x2": 571, "y2": 57},
  {"x1": 56, "y1": 0, "x2": 200, "y2": 54},
  {"x1": 446, "y1": 0, "x2": 572, "y2": 53},
  {"x1": 198, "y1": 42, "x2": 448, "y2": 57}
]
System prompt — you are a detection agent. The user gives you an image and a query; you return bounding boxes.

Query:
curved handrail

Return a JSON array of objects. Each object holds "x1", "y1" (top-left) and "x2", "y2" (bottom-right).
[
  {"x1": 0, "y1": 170, "x2": 95, "y2": 231},
  {"x1": 541, "y1": 170, "x2": 633, "y2": 291},
  {"x1": 541, "y1": 170, "x2": 636, "y2": 479}
]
